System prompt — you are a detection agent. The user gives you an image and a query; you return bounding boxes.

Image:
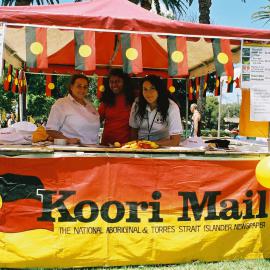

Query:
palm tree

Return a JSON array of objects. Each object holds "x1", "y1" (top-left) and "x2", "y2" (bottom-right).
[{"x1": 252, "y1": 1, "x2": 270, "y2": 24}]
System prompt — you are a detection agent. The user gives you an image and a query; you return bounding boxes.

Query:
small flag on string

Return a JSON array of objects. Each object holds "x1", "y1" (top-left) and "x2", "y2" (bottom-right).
[
  {"x1": 121, "y1": 33, "x2": 142, "y2": 74},
  {"x1": 25, "y1": 27, "x2": 48, "y2": 69},
  {"x1": 227, "y1": 76, "x2": 234, "y2": 93},
  {"x1": 12, "y1": 69, "x2": 19, "y2": 93},
  {"x1": 214, "y1": 74, "x2": 220, "y2": 96},
  {"x1": 45, "y1": 75, "x2": 56, "y2": 97},
  {"x1": 167, "y1": 36, "x2": 189, "y2": 77},
  {"x1": 195, "y1": 77, "x2": 200, "y2": 100},
  {"x1": 3, "y1": 64, "x2": 12, "y2": 92},
  {"x1": 74, "y1": 30, "x2": 96, "y2": 71},
  {"x1": 235, "y1": 77, "x2": 240, "y2": 88},
  {"x1": 203, "y1": 74, "x2": 208, "y2": 97},
  {"x1": 97, "y1": 77, "x2": 104, "y2": 100},
  {"x1": 212, "y1": 39, "x2": 234, "y2": 77},
  {"x1": 167, "y1": 78, "x2": 175, "y2": 94},
  {"x1": 188, "y1": 79, "x2": 194, "y2": 101},
  {"x1": 18, "y1": 70, "x2": 27, "y2": 93}
]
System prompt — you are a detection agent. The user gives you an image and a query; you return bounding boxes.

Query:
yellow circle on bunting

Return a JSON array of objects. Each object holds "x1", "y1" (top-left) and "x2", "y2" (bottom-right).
[
  {"x1": 79, "y1": 45, "x2": 92, "y2": 58},
  {"x1": 216, "y1": 80, "x2": 220, "y2": 87},
  {"x1": 7, "y1": 74, "x2": 12, "y2": 82},
  {"x1": 99, "y1": 85, "x2": 105, "y2": 92},
  {"x1": 30, "y1": 42, "x2": 43, "y2": 55},
  {"x1": 169, "y1": 86, "x2": 175, "y2": 93},
  {"x1": 171, "y1": 51, "x2": 184, "y2": 63},
  {"x1": 256, "y1": 156, "x2": 270, "y2": 188},
  {"x1": 0, "y1": 195, "x2": 2, "y2": 210},
  {"x1": 48, "y1": 83, "x2": 55, "y2": 90},
  {"x1": 15, "y1": 78, "x2": 18, "y2": 85},
  {"x1": 126, "y1": 48, "x2": 138, "y2": 61},
  {"x1": 217, "y1": 52, "x2": 229, "y2": 64}
]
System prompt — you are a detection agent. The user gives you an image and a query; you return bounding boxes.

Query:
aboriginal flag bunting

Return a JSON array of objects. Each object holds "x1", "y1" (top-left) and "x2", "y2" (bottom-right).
[
  {"x1": 45, "y1": 75, "x2": 56, "y2": 97},
  {"x1": 214, "y1": 74, "x2": 221, "y2": 96},
  {"x1": 3, "y1": 64, "x2": 12, "y2": 91},
  {"x1": 227, "y1": 76, "x2": 234, "y2": 93},
  {"x1": 167, "y1": 36, "x2": 188, "y2": 77},
  {"x1": 11, "y1": 69, "x2": 19, "y2": 93},
  {"x1": 121, "y1": 33, "x2": 142, "y2": 74},
  {"x1": 97, "y1": 77, "x2": 104, "y2": 100},
  {"x1": 25, "y1": 27, "x2": 48, "y2": 69},
  {"x1": 75, "y1": 30, "x2": 96, "y2": 71},
  {"x1": 212, "y1": 38, "x2": 234, "y2": 77},
  {"x1": 188, "y1": 79, "x2": 194, "y2": 101}
]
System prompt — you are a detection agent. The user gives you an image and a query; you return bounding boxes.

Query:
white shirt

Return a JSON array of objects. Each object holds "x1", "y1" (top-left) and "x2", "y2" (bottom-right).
[
  {"x1": 46, "y1": 94, "x2": 100, "y2": 144},
  {"x1": 129, "y1": 99, "x2": 183, "y2": 141}
]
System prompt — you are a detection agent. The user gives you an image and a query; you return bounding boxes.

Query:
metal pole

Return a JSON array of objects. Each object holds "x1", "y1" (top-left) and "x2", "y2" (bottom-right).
[
  {"x1": 185, "y1": 79, "x2": 189, "y2": 139},
  {"x1": 217, "y1": 80, "x2": 223, "y2": 138}
]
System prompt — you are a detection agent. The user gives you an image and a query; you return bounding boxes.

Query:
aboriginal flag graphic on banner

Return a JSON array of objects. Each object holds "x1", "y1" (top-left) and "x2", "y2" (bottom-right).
[
  {"x1": 74, "y1": 30, "x2": 96, "y2": 71},
  {"x1": 212, "y1": 38, "x2": 234, "y2": 77},
  {"x1": 0, "y1": 173, "x2": 53, "y2": 233},
  {"x1": 25, "y1": 27, "x2": 48, "y2": 69},
  {"x1": 167, "y1": 36, "x2": 188, "y2": 77},
  {"x1": 121, "y1": 33, "x2": 142, "y2": 74}
]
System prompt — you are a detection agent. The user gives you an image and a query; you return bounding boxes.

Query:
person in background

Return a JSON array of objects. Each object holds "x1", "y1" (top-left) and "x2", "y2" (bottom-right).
[
  {"x1": 98, "y1": 69, "x2": 134, "y2": 145},
  {"x1": 129, "y1": 75, "x2": 183, "y2": 146},
  {"x1": 7, "y1": 112, "x2": 16, "y2": 127},
  {"x1": 46, "y1": 74, "x2": 100, "y2": 145},
  {"x1": 190, "y1": 103, "x2": 201, "y2": 137}
]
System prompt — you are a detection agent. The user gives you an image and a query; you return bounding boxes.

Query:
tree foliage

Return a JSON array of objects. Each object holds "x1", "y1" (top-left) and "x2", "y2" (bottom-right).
[{"x1": 252, "y1": 1, "x2": 270, "y2": 24}]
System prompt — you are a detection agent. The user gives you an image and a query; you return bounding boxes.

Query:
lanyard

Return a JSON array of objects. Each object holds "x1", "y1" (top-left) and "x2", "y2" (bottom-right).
[{"x1": 147, "y1": 111, "x2": 158, "y2": 140}]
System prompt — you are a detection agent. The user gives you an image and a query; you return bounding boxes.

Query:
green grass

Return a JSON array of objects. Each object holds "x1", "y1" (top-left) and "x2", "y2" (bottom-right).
[{"x1": 2, "y1": 259, "x2": 270, "y2": 270}]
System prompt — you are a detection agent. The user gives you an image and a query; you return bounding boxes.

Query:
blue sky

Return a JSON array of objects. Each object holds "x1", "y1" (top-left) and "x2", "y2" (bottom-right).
[{"x1": 186, "y1": 0, "x2": 270, "y2": 29}]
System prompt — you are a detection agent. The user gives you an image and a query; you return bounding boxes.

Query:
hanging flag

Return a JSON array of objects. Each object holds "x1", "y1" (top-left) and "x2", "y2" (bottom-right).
[
  {"x1": 18, "y1": 70, "x2": 27, "y2": 94},
  {"x1": 235, "y1": 77, "x2": 241, "y2": 88},
  {"x1": 12, "y1": 69, "x2": 19, "y2": 93},
  {"x1": 167, "y1": 36, "x2": 189, "y2": 77},
  {"x1": 97, "y1": 76, "x2": 104, "y2": 100},
  {"x1": 3, "y1": 64, "x2": 12, "y2": 92},
  {"x1": 75, "y1": 30, "x2": 96, "y2": 71},
  {"x1": 195, "y1": 77, "x2": 200, "y2": 100},
  {"x1": 214, "y1": 74, "x2": 221, "y2": 96},
  {"x1": 167, "y1": 78, "x2": 175, "y2": 94},
  {"x1": 203, "y1": 74, "x2": 208, "y2": 97},
  {"x1": 121, "y1": 33, "x2": 142, "y2": 74},
  {"x1": 45, "y1": 75, "x2": 56, "y2": 97},
  {"x1": 227, "y1": 76, "x2": 234, "y2": 93},
  {"x1": 212, "y1": 39, "x2": 234, "y2": 77},
  {"x1": 25, "y1": 27, "x2": 48, "y2": 69},
  {"x1": 188, "y1": 79, "x2": 194, "y2": 101}
]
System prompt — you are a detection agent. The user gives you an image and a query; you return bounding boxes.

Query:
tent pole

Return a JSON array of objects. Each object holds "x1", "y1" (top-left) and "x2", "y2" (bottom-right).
[
  {"x1": 185, "y1": 79, "x2": 189, "y2": 139},
  {"x1": 217, "y1": 80, "x2": 223, "y2": 138}
]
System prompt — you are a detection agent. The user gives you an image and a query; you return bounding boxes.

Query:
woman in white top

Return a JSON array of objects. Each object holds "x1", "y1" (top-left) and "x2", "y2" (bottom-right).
[
  {"x1": 129, "y1": 75, "x2": 183, "y2": 146},
  {"x1": 46, "y1": 74, "x2": 100, "y2": 145}
]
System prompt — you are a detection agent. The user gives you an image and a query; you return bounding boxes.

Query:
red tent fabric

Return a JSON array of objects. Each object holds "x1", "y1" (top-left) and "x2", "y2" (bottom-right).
[{"x1": 1, "y1": 0, "x2": 270, "y2": 40}]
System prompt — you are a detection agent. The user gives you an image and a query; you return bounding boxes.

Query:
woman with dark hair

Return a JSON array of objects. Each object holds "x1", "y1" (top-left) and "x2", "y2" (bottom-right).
[
  {"x1": 129, "y1": 75, "x2": 183, "y2": 146},
  {"x1": 46, "y1": 74, "x2": 100, "y2": 144},
  {"x1": 98, "y1": 68, "x2": 134, "y2": 145}
]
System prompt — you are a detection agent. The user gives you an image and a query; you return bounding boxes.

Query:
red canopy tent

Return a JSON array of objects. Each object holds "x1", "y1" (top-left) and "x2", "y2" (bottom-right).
[{"x1": 1, "y1": 0, "x2": 270, "y2": 76}]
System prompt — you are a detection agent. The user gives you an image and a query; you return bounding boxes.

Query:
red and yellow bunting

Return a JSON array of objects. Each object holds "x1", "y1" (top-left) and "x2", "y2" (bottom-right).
[
  {"x1": 3, "y1": 64, "x2": 12, "y2": 92},
  {"x1": 97, "y1": 76, "x2": 104, "y2": 100},
  {"x1": 212, "y1": 39, "x2": 234, "y2": 77},
  {"x1": 214, "y1": 74, "x2": 221, "y2": 96},
  {"x1": 167, "y1": 36, "x2": 188, "y2": 77},
  {"x1": 25, "y1": 27, "x2": 48, "y2": 69},
  {"x1": 46, "y1": 75, "x2": 55, "y2": 97},
  {"x1": 121, "y1": 33, "x2": 142, "y2": 74},
  {"x1": 11, "y1": 69, "x2": 19, "y2": 93},
  {"x1": 74, "y1": 30, "x2": 96, "y2": 71}
]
